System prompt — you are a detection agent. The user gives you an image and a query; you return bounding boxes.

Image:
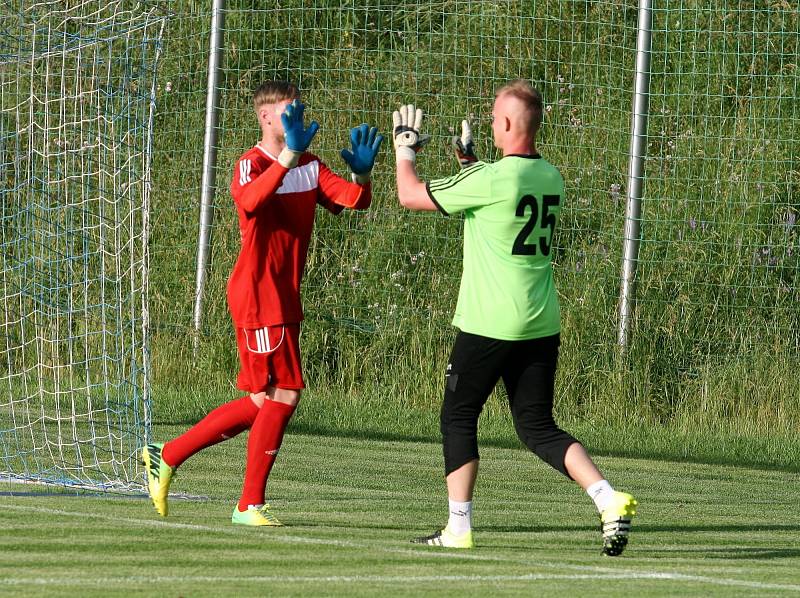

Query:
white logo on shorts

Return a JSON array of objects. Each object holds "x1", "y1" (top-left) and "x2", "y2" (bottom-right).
[{"x1": 245, "y1": 326, "x2": 286, "y2": 354}]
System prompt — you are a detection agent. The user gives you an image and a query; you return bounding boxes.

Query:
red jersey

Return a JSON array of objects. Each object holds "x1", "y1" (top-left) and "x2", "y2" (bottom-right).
[{"x1": 227, "y1": 144, "x2": 371, "y2": 328}]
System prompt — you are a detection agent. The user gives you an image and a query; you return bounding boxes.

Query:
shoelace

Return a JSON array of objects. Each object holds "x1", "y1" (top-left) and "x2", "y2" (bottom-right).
[
  {"x1": 148, "y1": 448, "x2": 176, "y2": 481},
  {"x1": 257, "y1": 504, "x2": 279, "y2": 523},
  {"x1": 602, "y1": 518, "x2": 631, "y2": 537}
]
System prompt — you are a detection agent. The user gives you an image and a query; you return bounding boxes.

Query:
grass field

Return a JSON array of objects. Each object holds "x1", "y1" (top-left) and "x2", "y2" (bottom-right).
[
  {"x1": 2, "y1": 4, "x2": 799, "y2": 595},
  {"x1": 3, "y1": 428, "x2": 800, "y2": 597},
  {"x1": 145, "y1": 0, "x2": 800, "y2": 438}
]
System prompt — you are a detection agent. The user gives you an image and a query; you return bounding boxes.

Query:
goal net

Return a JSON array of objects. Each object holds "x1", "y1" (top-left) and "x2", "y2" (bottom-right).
[{"x1": 0, "y1": 0, "x2": 167, "y2": 490}]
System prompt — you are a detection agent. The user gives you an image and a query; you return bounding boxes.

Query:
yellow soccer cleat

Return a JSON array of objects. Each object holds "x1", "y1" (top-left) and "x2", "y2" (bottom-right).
[
  {"x1": 600, "y1": 491, "x2": 638, "y2": 556},
  {"x1": 231, "y1": 504, "x2": 284, "y2": 527},
  {"x1": 141, "y1": 442, "x2": 175, "y2": 517},
  {"x1": 411, "y1": 526, "x2": 474, "y2": 549}
]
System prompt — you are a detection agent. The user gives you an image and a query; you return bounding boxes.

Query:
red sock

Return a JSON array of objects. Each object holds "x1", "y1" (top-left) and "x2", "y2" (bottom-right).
[
  {"x1": 238, "y1": 399, "x2": 296, "y2": 511},
  {"x1": 162, "y1": 396, "x2": 260, "y2": 468}
]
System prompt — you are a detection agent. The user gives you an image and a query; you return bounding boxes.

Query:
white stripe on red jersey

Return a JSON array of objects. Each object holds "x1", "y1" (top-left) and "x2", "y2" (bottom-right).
[
  {"x1": 239, "y1": 159, "x2": 252, "y2": 186},
  {"x1": 276, "y1": 161, "x2": 319, "y2": 195},
  {"x1": 228, "y1": 146, "x2": 368, "y2": 328}
]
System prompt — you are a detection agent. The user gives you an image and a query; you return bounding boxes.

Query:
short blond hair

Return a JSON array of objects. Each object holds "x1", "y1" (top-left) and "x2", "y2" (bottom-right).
[
  {"x1": 495, "y1": 79, "x2": 543, "y2": 134},
  {"x1": 253, "y1": 80, "x2": 299, "y2": 110}
]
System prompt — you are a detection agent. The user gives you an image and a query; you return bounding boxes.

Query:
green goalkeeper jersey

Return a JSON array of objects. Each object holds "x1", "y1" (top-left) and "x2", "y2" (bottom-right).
[{"x1": 426, "y1": 155, "x2": 563, "y2": 340}]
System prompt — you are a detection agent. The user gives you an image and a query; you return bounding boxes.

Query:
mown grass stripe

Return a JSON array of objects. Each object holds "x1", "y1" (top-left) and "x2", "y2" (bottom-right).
[
  {"x1": 3, "y1": 503, "x2": 799, "y2": 593},
  {"x1": 3, "y1": 569, "x2": 800, "y2": 592}
]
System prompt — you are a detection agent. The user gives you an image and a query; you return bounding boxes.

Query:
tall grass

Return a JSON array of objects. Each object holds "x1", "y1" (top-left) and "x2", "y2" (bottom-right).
[{"x1": 146, "y1": 1, "x2": 800, "y2": 453}]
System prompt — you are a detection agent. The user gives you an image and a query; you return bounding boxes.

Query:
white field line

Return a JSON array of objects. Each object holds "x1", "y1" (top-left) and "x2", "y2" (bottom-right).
[
  {"x1": 3, "y1": 572, "x2": 800, "y2": 592},
  {"x1": 3, "y1": 572, "x2": 797, "y2": 590},
  {"x1": 2, "y1": 504, "x2": 800, "y2": 593}
]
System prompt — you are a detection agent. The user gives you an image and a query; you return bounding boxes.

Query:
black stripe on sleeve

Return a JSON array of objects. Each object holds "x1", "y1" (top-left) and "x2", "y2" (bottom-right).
[
  {"x1": 425, "y1": 182, "x2": 449, "y2": 215},
  {"x1": 427, "y1": 162, "x2": 488, "y2": 193}
]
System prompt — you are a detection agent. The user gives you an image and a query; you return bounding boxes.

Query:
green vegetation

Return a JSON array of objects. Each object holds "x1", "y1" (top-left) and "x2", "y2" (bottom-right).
[
  {"x1": 4, "y1": 4, "x2": 799, "y2": 594},
  {"x1": 2, "y1": 431, "x2": 800, "y2": 596},
  {"x1": 145, "y1": 1, "x2": 799, "y2": 461}
]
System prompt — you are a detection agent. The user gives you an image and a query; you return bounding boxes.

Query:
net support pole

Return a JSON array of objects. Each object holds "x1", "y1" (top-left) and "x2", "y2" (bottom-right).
[
  {"x1": 193, "y1": 0, "x2": 226, "y2": 352},
  {"x1": 618, "y1": 0, "x2": 653, "y2": 348}
]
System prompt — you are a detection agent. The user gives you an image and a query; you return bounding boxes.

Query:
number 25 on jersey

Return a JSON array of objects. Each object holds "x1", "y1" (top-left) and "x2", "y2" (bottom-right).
[{"x1": 512, "y1": 194, "x2": 560, "y2": 256}]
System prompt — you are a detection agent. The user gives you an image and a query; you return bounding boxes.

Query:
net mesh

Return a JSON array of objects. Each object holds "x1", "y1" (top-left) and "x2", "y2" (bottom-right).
[
  {"x1": 6, "y1": 0, "x2": 797, "y2": 488},
  {"x1": 176, "y1": 1, "x2": 798, "y2": 427},
  {"x1": 151, "y1": 1, "x2": 636, "y2": 408},
  {"x1": 0, "y1": 0, "x2": 166, "y2": 490},
  {"x1": 630, "y1": 4, "x2": 799, "y2": 420}
]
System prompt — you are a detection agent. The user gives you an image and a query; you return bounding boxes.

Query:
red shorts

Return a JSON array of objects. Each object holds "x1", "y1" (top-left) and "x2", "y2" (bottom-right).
[{"x1": 235, "y1": 324, "x2": 304, "y2": 393}]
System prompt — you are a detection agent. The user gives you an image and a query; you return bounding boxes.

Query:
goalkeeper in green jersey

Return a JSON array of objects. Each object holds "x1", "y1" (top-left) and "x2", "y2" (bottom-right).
[{"x1": 392, "y1": 80, "x2": 637, "y2": 555}]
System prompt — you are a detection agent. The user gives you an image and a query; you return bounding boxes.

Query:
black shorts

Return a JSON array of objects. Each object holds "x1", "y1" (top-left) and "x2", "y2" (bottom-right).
[{"x1": 441, "y1": 330, "x2": 576, "y2": 476}]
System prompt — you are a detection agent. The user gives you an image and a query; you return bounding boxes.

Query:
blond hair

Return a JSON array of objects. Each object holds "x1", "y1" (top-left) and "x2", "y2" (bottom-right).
[
  {"x1": 495, "y1": 79, "x2": 543, "y2": 134},
  {"x1": 252, "y1": 80, "x2": 299, "y2": 110}
]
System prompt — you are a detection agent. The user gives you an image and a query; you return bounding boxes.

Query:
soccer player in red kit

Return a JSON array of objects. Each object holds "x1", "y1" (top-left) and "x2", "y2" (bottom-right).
[{"x1": 142, "y1": 81, "x2": 383, "y2": 526}]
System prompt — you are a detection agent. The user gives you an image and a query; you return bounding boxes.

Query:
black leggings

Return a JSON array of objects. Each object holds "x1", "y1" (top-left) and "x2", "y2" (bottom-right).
[{"x1": 440, "y1": 331, "x2": 577, "y2": 477}]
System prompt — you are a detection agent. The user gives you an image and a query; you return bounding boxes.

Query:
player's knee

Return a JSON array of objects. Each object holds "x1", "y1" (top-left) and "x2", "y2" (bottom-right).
[
  {"x1": 271, "y1": 387, "x2": 301, "y2": 407},
  {"x1": 248, "y1": 391, "x2": 268, "y2": 408},
  {"x1": 440, "y1": 394, "x2": 482, "y2": 432},
  {"x1": 440, "y1": 410, "x2": 479, "y2": 443}
]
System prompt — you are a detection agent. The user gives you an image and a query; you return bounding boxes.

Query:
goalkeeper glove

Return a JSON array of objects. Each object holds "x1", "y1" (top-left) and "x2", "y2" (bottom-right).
[
  {"x1": 278, "y1": 99, "x2": 320, "y2": 168},
  {"x1": 392, "y1": 103, "x2": 431, "y2": 162},
  {"x1": 452, "y1": 119, "x2": 478, "y2": 169},
  {"x1": 340, "y1": 123, "x2": 384, "y2": 184}
]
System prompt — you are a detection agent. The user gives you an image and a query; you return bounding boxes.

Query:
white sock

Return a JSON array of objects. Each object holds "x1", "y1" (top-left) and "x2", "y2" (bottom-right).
[
  {"x1": 586, "y1": 479, "x2": 615, "y2": 513},
  {"x1": 447, "y1": 499, "x2": 472, "y2": 535}
]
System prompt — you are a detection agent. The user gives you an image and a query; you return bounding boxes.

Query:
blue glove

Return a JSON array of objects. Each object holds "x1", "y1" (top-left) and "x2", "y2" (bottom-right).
[
  {"x1": 280, "y1": 99, "x2": 319, "y2": 152},
  {"x1": 340, "y1": 124, "x2": 384, "y2": 175}
]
